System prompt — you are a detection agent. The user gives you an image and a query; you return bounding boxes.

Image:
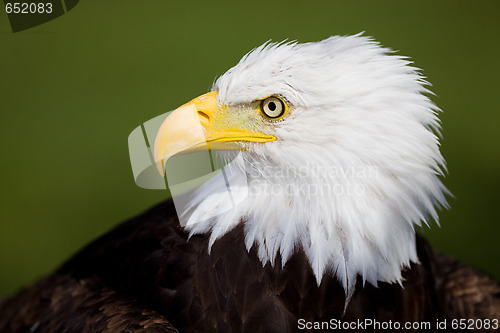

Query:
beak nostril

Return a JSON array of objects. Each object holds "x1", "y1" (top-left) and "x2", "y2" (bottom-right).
[{"x1": 198, "y1": 111, "x2": 210, "y2": 124}]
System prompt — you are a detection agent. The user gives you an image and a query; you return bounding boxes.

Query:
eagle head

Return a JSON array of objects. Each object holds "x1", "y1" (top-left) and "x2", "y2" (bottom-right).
[{"x1": 153, "y1": 34, "x2": 448, "y2": 300}]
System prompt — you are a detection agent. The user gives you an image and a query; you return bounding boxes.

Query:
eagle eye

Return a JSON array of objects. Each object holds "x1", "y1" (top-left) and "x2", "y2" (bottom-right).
[{"x1": 260, "y1": 96, "x2": 287, "y2": 120}]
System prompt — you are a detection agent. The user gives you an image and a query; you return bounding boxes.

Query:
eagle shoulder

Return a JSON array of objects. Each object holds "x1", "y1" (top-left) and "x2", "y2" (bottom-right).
[
  {"x1": 0, "y1": 273, "x2": 177, "y2": 332},
  {"x1": 434, "y1": 252, "x2": 500, "y2": 322}
]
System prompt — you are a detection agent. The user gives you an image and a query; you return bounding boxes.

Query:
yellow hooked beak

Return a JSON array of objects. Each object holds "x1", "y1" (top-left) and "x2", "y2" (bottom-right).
[{"x1": 154, "y1": 91, "x2": 276, "y2": 175}]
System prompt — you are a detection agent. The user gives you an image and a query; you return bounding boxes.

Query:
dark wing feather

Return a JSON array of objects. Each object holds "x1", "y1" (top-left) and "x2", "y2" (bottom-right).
[
  {"x1": 434, "y1": 253, "x2": 500, "y2": 321},
  {"x1": 0, "y1": 273, "x2": 177, "y2": 332}
]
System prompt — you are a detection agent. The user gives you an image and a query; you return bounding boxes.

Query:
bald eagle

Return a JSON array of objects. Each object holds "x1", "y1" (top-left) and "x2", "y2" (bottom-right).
[{"x1": 1, "y1": 35, "x2": 499, "y2": 332}]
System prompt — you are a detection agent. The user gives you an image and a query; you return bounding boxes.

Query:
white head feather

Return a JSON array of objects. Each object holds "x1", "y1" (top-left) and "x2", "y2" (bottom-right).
[{"x1": 181, "y1": 34, "x2": 448, "y2": 301}]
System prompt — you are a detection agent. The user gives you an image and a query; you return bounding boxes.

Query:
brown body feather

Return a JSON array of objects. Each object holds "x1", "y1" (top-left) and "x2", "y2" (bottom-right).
[{"x1": 0, "y1": 200, "x2": 499, "y2": 332}]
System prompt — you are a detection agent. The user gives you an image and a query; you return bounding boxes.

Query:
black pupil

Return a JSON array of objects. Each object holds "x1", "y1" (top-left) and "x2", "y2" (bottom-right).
[{"x1": 268, "y1": 102, "x2": 277, "y2": 111}]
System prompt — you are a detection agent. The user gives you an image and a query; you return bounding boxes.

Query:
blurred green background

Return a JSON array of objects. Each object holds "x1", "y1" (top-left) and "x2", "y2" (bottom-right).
[{"x1": 1, "y1": 0, "x2": 499, "y2": 298}]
